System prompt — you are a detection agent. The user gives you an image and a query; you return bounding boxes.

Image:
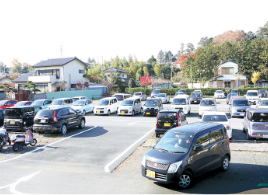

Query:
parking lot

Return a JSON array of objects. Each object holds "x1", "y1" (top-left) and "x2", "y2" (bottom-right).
[{"x1": 0, "y1": 97, "x2": 268, "y2": 194}]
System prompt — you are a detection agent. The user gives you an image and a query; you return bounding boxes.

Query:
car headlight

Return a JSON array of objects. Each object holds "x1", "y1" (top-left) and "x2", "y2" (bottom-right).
[
  {"x1": 167, "y1": 161, "x2": 182, "y2": 173},
  {"x1": 142, "y1": 155, "x2": 146, "y2": 167}
]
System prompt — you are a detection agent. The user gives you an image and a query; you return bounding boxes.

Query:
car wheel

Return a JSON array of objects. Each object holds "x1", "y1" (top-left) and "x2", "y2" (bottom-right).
[
  {"x1": 61, "y1": 124, "x2": 67, "y2": 135},
  {"x1": 13, "y1": 143, "x2": 21, "y2": 152},
  {"x1": 79, "y1": 118, "x2": 85, "y2": 129},
  {"x1": 107, "y1": 110, "x2": 110, "y2": 116},
  {"x1": 221, "y1": 155, "x2": 230, "y2": 171},
  {"x1": 178, "y1": 171, "x2": 193, "y2": 189},
  {"x1": 132, "y1": 110, "x2": 135, "y2": 116},
  {"x1": 247, "y1": 132, "x2": 253, "y2": 140},
  {"x1": 140, "y1": 108, "x2": 143, "y2": 114},
  {"x1": 83, "y1": 110, "x2": 86, "y2": 116},
  {"x1": 0, "y1": 138, "x2": 3, "y2": 152},
  {"x1": 30, "y1": 139, "x2": 37, "y2": 146},
  {"x1": 243, "y1": 126, "x2": 246, "y2": 133}
]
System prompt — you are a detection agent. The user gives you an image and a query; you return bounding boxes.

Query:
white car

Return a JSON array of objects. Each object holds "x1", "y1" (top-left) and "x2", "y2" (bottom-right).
[
  {"x1": 246, "y1": 90, "x2": 259, "y2": 105},
  {"x1": 112, "y1": 93, "x2": 132, "y2": 105},
  {"x1": 156, "y1": 93, "x2": 170, "y2": 103},
  {"x1": 171, "y1": 95, "x2": 191, "y2": 115},
  {"x1": 133, "y1": 92, "x2": 147, "y2": 101},
  {"x1": 94, "y1": 97, "x2": 119, "y2": 115},
  {"x1": 71, "y1": 99, "x2": 94, "y2": 115},
  {"x1": 200, "y1": 111, "x2": 232, "y2": 139},
  {"x1": 48, "y1": 98, "x2": 73, "y2": 108},
  {"x1": 214, "y1": 90, "x2": 225, "y2": 99},
  {"x1": 72, "y1": 96, "x2": 89, "y2": 102},
  {"x1": 118, "y1": 97, "x2": 142, "y2": 116},
  {"x1": 199, "y1": 98, "x2": 217, "y2": 116},
  {"x1": 256, "y1": 98, "x2": 268, "y2": 108}
]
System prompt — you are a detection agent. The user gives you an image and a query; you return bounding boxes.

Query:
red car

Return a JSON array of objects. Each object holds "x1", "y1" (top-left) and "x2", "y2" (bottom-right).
[
  {"x1": 0, "y1": 100, "x2": 18, "y2": 109},
  {"x1": 13, "y1": 101, "x2": 33, "y2": 107}
]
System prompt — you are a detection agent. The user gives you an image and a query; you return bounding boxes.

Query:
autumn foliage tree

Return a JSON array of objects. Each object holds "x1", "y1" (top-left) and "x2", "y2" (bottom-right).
[
  {"x1": 140, "y1": 74, "x2": 152, "y2": 87},
  {"x1": 213, "y1": 30, "x2": 248, "y2": 44},
  {"x1": 177, "y1": 54, "x2": 189, "y2": 67}
]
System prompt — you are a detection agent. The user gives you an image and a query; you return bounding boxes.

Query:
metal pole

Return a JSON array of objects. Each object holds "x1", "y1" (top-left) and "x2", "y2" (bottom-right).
[{"x1": 200, "y1": 73, "x2": 201, "y2": 90}]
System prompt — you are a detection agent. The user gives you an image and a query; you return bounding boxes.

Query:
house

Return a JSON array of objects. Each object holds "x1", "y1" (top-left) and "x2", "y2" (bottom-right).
[
  {"x1": 209, "y1": 59, "x2": 250, "y2": 88},
  {"x1": 255, "y1": 80, "x2": 268, "y2": 87},
  {"x1": 102, "y1": 67, "x2": 129, "y2": 85},
  {"x1": 13, "y1": 57, "x2": 90, "y2": 92}
]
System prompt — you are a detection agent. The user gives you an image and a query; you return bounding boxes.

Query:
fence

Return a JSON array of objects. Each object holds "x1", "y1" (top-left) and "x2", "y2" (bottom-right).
[{"x1": 46, "y1": 89, "x2": 103, "y2": 100}]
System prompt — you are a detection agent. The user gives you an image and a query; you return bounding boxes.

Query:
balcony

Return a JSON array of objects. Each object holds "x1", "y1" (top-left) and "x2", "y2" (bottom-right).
[{"x1": 28, "y1": 75, "x2": 57, "y2": 83}]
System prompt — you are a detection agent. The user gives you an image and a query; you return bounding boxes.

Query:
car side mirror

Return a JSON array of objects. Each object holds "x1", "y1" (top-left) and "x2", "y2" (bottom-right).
[{"x1": 194, "y1": 144, "x2": 203, "y2": 152}]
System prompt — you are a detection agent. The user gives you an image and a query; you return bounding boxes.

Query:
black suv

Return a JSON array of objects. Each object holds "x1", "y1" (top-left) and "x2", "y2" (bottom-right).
[
  {"x1": 33, "y1": 107, "x2": 85, "y2": 134},
  {"x1": 155, "y1": 110, "x2": 188, "y2": 137},
  {"x1": 142, "y1": 122, "x2": 230, "y2": 189}
]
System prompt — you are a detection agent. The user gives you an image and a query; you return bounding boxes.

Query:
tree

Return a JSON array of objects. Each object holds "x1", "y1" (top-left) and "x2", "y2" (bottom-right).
[
  {"x1": 198, "y1": 37, "x2": 213, "y2": 47},
  {"x1": 257, "y1": 21, "x2": 268, "y2": 37},
  {"x1": 143, "y1": 66, "x2": 148, "y2": 75},
  {"x1": 164, "y1": 51, "x2": 173, "y2": 62},
  {"x1": 157, "y1": 50, "x2": 165, "y2": 64},
  {"x1": 140, "y1": 74, "x2": 152, "y2": 87},
  {"x1": 22, "y1": 81, "x2": 41, "y2": 93},
  {"x1": 136, "y1": 72, "x2": 140, "y2": 81},
  {"x1": 180, "y1": 43, "x2": 185, "y2": 55},
  {"x1": 10, "y1": 73, "x2": 20, "y2": 80},
  {"x1": 178, "y1": 54, "x2": 189, "y2": 67},
  {"x1": 213, "y1": 30, "x2": 248, "y2": 44},
  {"x1": 185, "y1": 43, "x2": 195, "y2": 54},
  {"x1": 0, "y1": 83, "x2": 14, "y2": 94},
  {"x1": 154, "y1": 63, "x2": 161, "y2": 77},
  {"x1": 251, "y1": 71, "x2": 260, "y2": 87},
  {"x1": 147, "y1": 55, "x2": 157, "y2": 64}
]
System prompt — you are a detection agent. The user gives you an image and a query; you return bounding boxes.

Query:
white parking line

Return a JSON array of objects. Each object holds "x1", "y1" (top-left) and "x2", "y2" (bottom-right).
[
  {"x1": 128, "y1": 121, "x2": 153, "y2": 126},
  {"x1": 104, "y1": 127, "x2": 155, "y2": 172},
  {"x1": 0, "y1": 126, "x2": 97, "y2": 163}
]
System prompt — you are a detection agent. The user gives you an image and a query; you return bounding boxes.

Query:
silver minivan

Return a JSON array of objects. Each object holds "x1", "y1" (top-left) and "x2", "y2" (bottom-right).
[
  {"x1": 118, "y1": 97, "x2": 142, "y2": 116},
  {"x1": 243, "y1": 108, "x2": 268, "y2": 140}
]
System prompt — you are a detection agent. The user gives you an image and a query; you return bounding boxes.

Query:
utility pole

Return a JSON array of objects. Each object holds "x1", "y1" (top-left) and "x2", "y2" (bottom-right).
[
  {"x1": 102, "y1": 56, "x2": 103, "y2": 71},
  {"x1": 169, "y1": 53, "x2": 172, "y2": 82}
]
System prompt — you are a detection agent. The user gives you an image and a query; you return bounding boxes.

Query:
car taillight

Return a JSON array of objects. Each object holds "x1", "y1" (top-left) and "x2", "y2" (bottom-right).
[
  {"x1": 53, "y1": 111, "x2": 58, "y2": 122},
  {"x1": 226, "y1": 125, "x2": 230, "y2": 130},
  {"x1": 140, "y1": 95, "x2": 142, "y2": 97},
  {"x1": 19, "y1": 119, "x2": 22, "y2": 123},
  {"x1": 177, "y1": 113, "x2": 181, "y2": 126},
  {"x1": 156, "y1": 113, "x2": 159, "y2": 128}
]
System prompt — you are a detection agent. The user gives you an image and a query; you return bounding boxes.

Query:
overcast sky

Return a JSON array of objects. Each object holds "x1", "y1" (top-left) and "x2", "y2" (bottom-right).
[{"x1": 0, "y1": 0, "x2": 267, "y2": 67}]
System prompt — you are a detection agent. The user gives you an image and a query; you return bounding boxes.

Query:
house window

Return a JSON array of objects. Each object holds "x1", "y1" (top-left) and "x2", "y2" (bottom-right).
[
  {"x1": 71, "y1": 84, "x2": 76, "y2": 88},
  {"x1": 224, "y1": 68, "x2": 234, "y2": 75},
  {"x1": 79, "y1": 70, "x2": 84, "y2": 74},
  {"x1": 224, "y1": 81, "x2": 231, "y2": 88},
  {"x1": 37, "y1": 69, "x2": 60, "y2": 79},
  {"x1": 56, "y1": 69, "x2": 60, "y2": 79},
  {"x1": 121, "y1": 74, "x2": 124, "y2": 78}
]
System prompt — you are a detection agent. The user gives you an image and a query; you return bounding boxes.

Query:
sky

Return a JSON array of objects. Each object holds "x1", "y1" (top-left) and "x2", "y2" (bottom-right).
[{"x1": 0, "y1": 0, "x2": 268, "y2": 67}]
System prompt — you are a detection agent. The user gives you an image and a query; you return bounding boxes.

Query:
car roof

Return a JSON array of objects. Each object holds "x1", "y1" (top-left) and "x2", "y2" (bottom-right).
[
  {"x1": 169, "y1": 122, "x2": 224, "y2": 135},
  {"x1": 232, "y1": 98, "x2": 247, "y2": 101},
  {"x1": 102, "y1": 97, "x2": 116, "y2": 100},
  {"x1": 201, "y1": 98, "x2": 215, "y2": 100},
  {"x1": 174, "y1": 95, "x2": 189, "y2": 98},
  {"x1": 159, "y1": 109, "x2": 180, "y2": 113},
  {"x1": 203, "y1": 111, "x2": 227, "y2": 116},
  {"x1": 113, "y1": 93, "x2": 130, "y2": 95},
  {"x1": 54, "y1": 98, "x2": 72, "y2": 100},
  {"x1": 247, "y1": 90, "x2": 258, "y2": 92},
  {"x1": 44, "y1": 106, "x2": 71, "y2": 111},
  {"x1": 247, "y1": 108, "x2": 268, "y2": 113},
  {"x1": 146, "y1": 98, "x2": 160, "y2": 101}
]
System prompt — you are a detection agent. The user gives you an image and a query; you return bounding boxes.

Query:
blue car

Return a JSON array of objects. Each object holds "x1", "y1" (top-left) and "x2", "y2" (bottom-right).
[
  {"x1": 71, "y1": 99, "x2": 94, "y2": 115},
  {"x1": 31, "y1": 99, "x2": 53, "y2": 109}
]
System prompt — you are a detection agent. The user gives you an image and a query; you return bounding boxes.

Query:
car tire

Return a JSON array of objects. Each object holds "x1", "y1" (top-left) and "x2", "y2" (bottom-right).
[
  {"x1": 247, "y1": 133, "x2": 253, "y2": 140},
  {"x1": 83, "y1": 110, "x2": 86, "y2": 116},
  {"x1": 132, "y1": 110, "x2": 135, "y2": 116},
  {"x1": 0, "y1": 138, "x2": 3, "y2": 152},
  {"x1": 61, "y1": 124, "x2": 67, "y2": 135},
  {"x1": 107, "y1": 110, "x2": 110, "y2": 116},
  {"x1": 30, "y1": 139, "x2": 37, "y2": 146},
  {"x1": 79, "y1": 118, "x2": 85, "y2": 129},
  {"x1": 13, "y1": 143, "x2": 21, "y2": 152},
  {"x1": 243, "y1": 126, "x2": 246, "y2": 133},
  {"x1": 220, "y1": 155, "x2": 230, "y2": 171},
  {"x1": 140, "y1": 108, "x2": 143, "y2": 114},
  {"x1": 178, "y1": 171, "x2": 193, "y2": 189}
]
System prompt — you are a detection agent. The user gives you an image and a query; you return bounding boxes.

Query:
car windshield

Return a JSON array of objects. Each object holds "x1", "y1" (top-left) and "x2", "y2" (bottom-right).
[
  {"x1": 31, "y1": 100, "x2": 43, "y2": 106},
  {"x1": 121, "y1": 100, "x2": 133, "y2": 106},
  {"x1": 73, "y1": 100, "x2": 85, "y2": 106},
  {"x1": 97, "y1": 100, "x2": 109, "y2": 105},
  {"x1": 178, "y1": 90, "x2": 186, "y2": 93},
  {"x1": 203, "y1": 115, "x2": 228, "y2": 122},
  {"x1": 259, "y1": 90, "x2": 266, "y2": 94},
  {"x1": 14, "y1": 102, "x2": 26, "y2": 107},
  {"x1": 172, "y1": 98, "x2": 186, "y2": 105},
  {"x1": 5, "y1": 109, "x2": 23, "y2": 118},
  {"x1": 233, "y1": 100, "x2": 249, "y2": 106},
  {"x1": 231, "y1": 90, "x2": 238, "y2": 93},
  {"x1": 134, "y1": 93, "x2": 141, "y2": 95},
  {"x1": 52, "y1": 100, "x2": 63, "y2": 105},
  {"x1": 73, "y1": 98, "x2": 80, "y2": 102},
  {"x1": 247, "y1": 92, "x2": 258, "y2": 96},
  {"x1": 251, "y1": 113, "x2": 268, "y2": 122},
  {"x1": 35, "y1": 110, "x2": 55, "y2": 118},
  {"x1": 113, "y1": 95, "x2": 123, "y2": 101},
  {"x1": 152, "y1": 90, "x2": 160, "y2": 94},
  {"x1": 261, "y1": 100, "x2": 268, "y2": 106},
  {"x1": 200, "y1": 100, "x2": 215, "y2": 106},
  {"x1": 145, "y1": 100, "x2": 158, "y2": 106},
  {"x1": 157, "y1": 94, "x2": 165, "y2": 97},
  {"x1": 216, "y1": 91, "x2": 223, "y2": 93},
  {"x1": 191, "y1": 93, "x2": 201, "y2": 98},
  {"x1": 154, "y1": 132, "x2": 194, "y2": 153},
  {"x1": 158, "y1": 112, "x2": 177, "y2": 120},
  {"x1": 0, "y1": 101, "x2": 6, "y2": 106},
  {"x1": 175, "y1": 92, "x2": 184, "y2": 96}
]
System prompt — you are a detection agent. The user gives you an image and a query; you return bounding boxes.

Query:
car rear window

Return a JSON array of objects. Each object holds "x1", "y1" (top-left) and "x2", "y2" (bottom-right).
[
  {"x1": 203, "y1": 115, "x2": 227, "y2": 122},
  {"x1": 172, "y1": 98, "x2": 186, "y2": 105},
  {"x1": 191, "y1": 93, "x2": 201, "y2": 98},
  {"x1": 158, "y1": 112, "x2": 177, "y2": 120},
  {"x1": 35, "y1": 110, "x2": 55, "y2": 118},
  {"x1": 247, "y1": 92, "x2": 258, "y2": 96},
  {"x1": 5, "y1": 108, "x2": 23, "y2": 118},
  {"x1": 200, "y1": 100, "x2": 215, "y2": 106},
  {"x1": 134, "y1": 93, "x2": 141, "y2": 95},
  {"x1": 52, "y1": 100, "x2": 63, "y2": 105},
  {"x1": 113, "y1": 95, "x2": 123, "y2": 101},
  {"x1": 216, "y1": 91, "x2": 223, "y2": 93},
  {"x1": 251, "y1": 113, "x2": 268, "y2": 122}
]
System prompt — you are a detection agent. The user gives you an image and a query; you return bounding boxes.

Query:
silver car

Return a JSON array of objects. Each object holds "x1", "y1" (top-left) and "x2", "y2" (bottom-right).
[
  {"x1": 243, "y1": 108, "x2": 268, "y2": 140},
  {"x1": 133, "y1": 92, "x2": 147, "y2": 101},
  {"x1": 229, "y1": 98, "x2": 251, "y2": 118},
  {"x1": 71, "y1": 99, "x2": 94, "y2": 115}
]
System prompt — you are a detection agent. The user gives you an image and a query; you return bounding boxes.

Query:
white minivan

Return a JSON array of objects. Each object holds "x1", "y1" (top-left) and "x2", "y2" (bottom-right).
[
  {"x1": 171, "y1": 95, "x2": 191, "y2": 115},
  {"x1": 94, "y1": 97, "x2": 119, "y2": 115},
  {"x1": 118, "y1": 97, "x2": 142, "y2": 116},
  {"x1": 246, "y1": 90, "x2": 259, "y2": 105}
]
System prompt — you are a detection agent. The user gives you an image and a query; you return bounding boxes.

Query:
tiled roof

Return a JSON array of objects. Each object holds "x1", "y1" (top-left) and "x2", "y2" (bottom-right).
[
  {"x1": 209, "y1": 75, "x2": 224, "y2": 81},
  {"x1": 12, "y1": 71, "x2": 35, "y2": 83},
  {"x1": 216, "y1": 59, "x2": 241, "y2": 67},
  {"x1": 32, "y1": 57, "x2": 87, "y2": 67},
  {"x1": 102, "y1": 67, "x2": 128, "y2": 73}
]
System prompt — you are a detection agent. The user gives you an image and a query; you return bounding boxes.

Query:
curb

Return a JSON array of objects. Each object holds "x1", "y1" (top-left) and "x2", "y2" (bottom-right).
[
  {"x1": 231, "y1": 149, "x2": 268, "y2": 152},
  {"x1": 230, "y1": 140, "x2": 268, "y2": 143}
]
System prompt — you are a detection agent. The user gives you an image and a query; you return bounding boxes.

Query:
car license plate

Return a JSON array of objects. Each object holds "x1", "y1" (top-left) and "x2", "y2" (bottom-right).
[
  {"x1": 10, "y1": 120, "x2": 15, "y2": 124},
  {"x1": 121, "y1": 111, "x2": 125, "y2": 114},
  {"x1": 146, "y1": 170, "x2": 155, "y2": 178},
  {"x1": 263, "y1": 134, "x2": 268, "y2": 138},
  {"x1": 164, "y1": 123, "x2": 170, "y2": 126},
  {"x1": 240, "y1": 113, "x2": 245, "y2": 116},
  {"x1": 97, "y1": 111, "x2": 100, "y2": 113},
  {"x1": 146, "y1": 112, "x2": 150, "y2": 115},
  {"x1": 41, "y1": 119, "x2": 46, "y2": 123},
  {"x1": 194, "y1": 101, "x2": 197, "y2": 103}
]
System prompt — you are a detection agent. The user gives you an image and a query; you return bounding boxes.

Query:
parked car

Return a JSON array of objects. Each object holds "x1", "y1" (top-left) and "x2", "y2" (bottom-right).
[
  {"x1": 226, "y1": 93, "x2": 238, "y2": 104},
  {"x1": 243, "y1": 108, "x2": 268, "y2": 140},
  {"x1": 194, "y1": 90, "x2": 202, "y2": 93},
  {"x1": 0, "y1": 100, "x2": 18, "y2": 109},
  {"x1": 190, "y1": 92, "x2": 203, "y2": 104},
  {"x1": 155, "y1": 109, "x2": 188, "y2": 137},
  {"x1": 118, "y1": 97, "x2": 142, "y2": 116},
  {"x1": 13, "y1": 101, "x2": 32, "y2": 107},
  {"x1": 133, "y1": 92, "x2": 147, "y2": 101},
  {"x1": 177, "y1": 89, "x2": 187, "y2": 94},
  {"x1": 48, "y1": 98, "x2": 73, "y2": 108},
  {"x1": 94, "y1": 97, "x2": 119, "y2": 115},
  {"x1": 231, "y1": 89, "x2": 239, "y2": 95},
  {"x1": 199, "y1": 98, "x2": 217, "y2": 116},
  {"x1": 256, "y1": 98, "x2": 268, "y2": 108},
  {"x1": 33, "y1": 107, "x2": 85, "y2": 134},
  {"x1": 151, "y1": 89, "x2": 161, "y2": 98},
  {"x1": 142, "y1": 122, "x2": 230, "y2": 189},
  {"x1": 171, "y1": 95, "x2": 191, "y2": 115},
  {"x1": 175, "y1": 92, "x2": 186, "y2": 96},
  {"x1": 71, "y1": 99, "x2": 94, "y2": 115},
  {"x1": 156, "y1": 93, "x2": 170, "y2": 104},
  {"x1": 229, "y1": 98, "x2": 250, "y2": 118},
  {"x1": 258, "y1": 89, "x2": 268, "y2": 98},
  {"x1": 228, "y1": 95, "x2": 243, "y2": 105},
  {"x1": 72, "y1": 96, "x2": 89, "y2": 102},
  {"x1": 31, "y1": 99, "x2": 53, "y2": 109},
  {"x1": 246, "y1": 90, "x2": 259, "y2": 105},
  {"x1": 0, "y1": 109, "x2": 5, "y2": 126},
  {"x1": 4, "y1": 106, "x2": 41, "y2": 131},
  {"x1": 112, "y1": 93, "x2": 132, "y2": 103},
  {"x1": 142, "y1": 98, "x2": 163, "y2": 116},
  {"x1": 214, "y1": 90, "x2": 225, "y2": 99},
  {"x1": 200, "y1": 111, "x2": 232, "y2": 139}
]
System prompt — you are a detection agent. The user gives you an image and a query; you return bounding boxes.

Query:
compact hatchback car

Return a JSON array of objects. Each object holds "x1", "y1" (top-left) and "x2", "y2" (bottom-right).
[
  {"x1": 0, "y1": 100, "x2": 18, "y2": 109},
  {"x1": 133, "y1": 92, "x2": 147, "y2": 101},
  {"x1": 199, "y1": 98, "x2": 217, "y2": 116},
  {"x1": 118, "y1": 97, "x2": 142, "y2": 116},
  {"x1": 214, "y1": 90, "x2": 225, "y2": 99},
  {"x1": 258, "y1": 89, "x2": 267, "y2": 98},
  {"x1": 190, "y1": 92, "x2": 202, "y2": 104},
  {"x1": 171, "y1": 95, "x2": 191, "y2": 115},
  {"x1": 155, "y1": 110, "x2": 188, "y2": 137},
  {"x1": 229, "y1": 98, "x2": 250, "y2": 118},
  {"x1": 94, "y1": 97, "x2": 119, "y2": 115},
  {"x1": 71, "y1": 99, "x2": 94, "y2": 115},
  {"x1": 72, "y1": 96, "x2": 89, "y2": 102},
  {"x1": 246, "y1": 90, "x2": 259, "y2": 105},
  {"x1": 256, "y1": 98, "x2": 268, "y2": 108},
  {"x1": 142, "y1": 122, "x2": 230, "y2": 189},
  {"x1": 33, "y1": 107, "x2": 85, "y2": 134},
  {"x1": 13, "y1": 101, "x2": 32, "y2": 107},
  {"x1": 226, "y1": 93, "x2": 238, "y2": 104},
  {"x1": 243, "y1": 108, "x2": 268, "y2": 140},
  {"x1": 31, "y1": 99, "x2": 52, "y2": 109},
  {"x1": 177, "y1": 89, "x2": 187, "y2": 94},
  {"x1": 112, "y1": 93, "x2": 132, "y2": 102},
  {"x1": 156, "y1": 93, "x2": 170, "y2": 104},
  {"x1": 143, "y1": 98, "x2": 163, "y2": 116}
]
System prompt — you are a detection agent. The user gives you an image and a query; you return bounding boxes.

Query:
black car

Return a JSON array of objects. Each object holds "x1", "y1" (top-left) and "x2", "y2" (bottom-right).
[
  {"x1": 258, "y1": 89, "x2": 267, "y2": 98},
  {"x1": 33, "y1": 107, "x2": 85, "y2": 134},
  {"x1": 0, "y1": 109, "x2": 5, "y2": 126},
  {"x1": 155, "y1": 110, "x2": 188, "y2": 137},
  {"x1": 4, "y1": 106, "x2": 41, "y2": 131},
  {"x1": 143, "y1": 98, "x2": 163, "y2": 116},
  {"x1": 226, "y1": 93, "x2": 238, "y2": 104},
  {"x1": 151, "y1": 89, "x2": 161, "y2": 98},
  {"x1": 190, "y1": 92, "x2": 202, "y2": 104},
  {"x1": 178, "y1": 89, "x2": 187, "y2": 94},
  {"x1": 142, "y1": 122, "x2": 230, "y2": 189}
]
